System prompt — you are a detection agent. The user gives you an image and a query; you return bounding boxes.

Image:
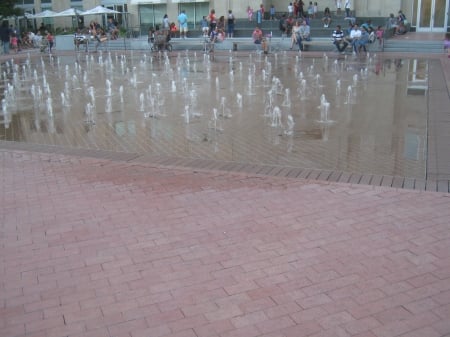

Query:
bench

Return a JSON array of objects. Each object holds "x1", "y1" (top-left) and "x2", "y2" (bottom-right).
[
  {"x1": 301, "y1": 39, "x2": 371, "y2": 52},
  {"x1": 229, "y1": 40, "x2": 262, "y2": 51},
  {"x1": 301, "y1": 39, "x2": 346, "y2": 51},
  {"x1": 228, "y1": 35, "x2": 272, "y2": 51}
]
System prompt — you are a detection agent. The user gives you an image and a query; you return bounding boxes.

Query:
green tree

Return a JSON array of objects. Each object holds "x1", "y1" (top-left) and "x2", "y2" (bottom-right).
[{"x1": 0, "y1": 0, "x2": 23, "y2": 19}]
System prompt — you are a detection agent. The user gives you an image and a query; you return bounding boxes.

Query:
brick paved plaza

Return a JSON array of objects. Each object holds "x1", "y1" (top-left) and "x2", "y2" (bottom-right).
[{"x1": 1, "y1": 46, "x2": 450, "y2": 337}]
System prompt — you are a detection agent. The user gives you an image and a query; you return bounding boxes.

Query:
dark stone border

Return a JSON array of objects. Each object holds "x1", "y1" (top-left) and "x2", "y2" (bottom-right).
[{"x1": 1, "y1": 140, "x2": 448, "y2": 193}]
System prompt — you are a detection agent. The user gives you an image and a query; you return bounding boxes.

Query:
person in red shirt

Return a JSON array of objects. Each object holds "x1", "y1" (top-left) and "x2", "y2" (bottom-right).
[
  {"x1": 208, "y1": 9, "x2": 217, "y2": 33},
  {"x1": 46, "y1": 31, "x2": 54, "y2": 53}
]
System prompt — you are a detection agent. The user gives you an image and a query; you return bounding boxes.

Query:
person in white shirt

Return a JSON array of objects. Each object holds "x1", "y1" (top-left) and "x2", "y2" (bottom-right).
[
  {"x1": 344, "y1": 0, "x2": 351, "y2": 18},
  {"x1": 288, "y1": 3, "x2": 294, "y2": 16},
  {"x1": 348, "y1": 24, "x2": 361, "y2": 53},
  {"x1": 336, "y1": 0, "x2": 342, "y2": 15}
]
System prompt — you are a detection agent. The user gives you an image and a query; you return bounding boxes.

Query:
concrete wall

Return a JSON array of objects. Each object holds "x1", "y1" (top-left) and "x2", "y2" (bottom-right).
[
  {"x1": 22, "y1": 0, "x2": 419, "y2": 32},
  {"x1": 125, "y1": 0, "x2": 407, "y2": 29}
]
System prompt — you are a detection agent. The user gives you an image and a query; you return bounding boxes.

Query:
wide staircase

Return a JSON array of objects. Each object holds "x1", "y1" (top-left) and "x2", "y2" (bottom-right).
[
  {"x1": 89, "y1": 13, "x2": 443, "y2": 54},
  {"x1": 383, "y1": 39, "x2": 443, "y2": 54}
]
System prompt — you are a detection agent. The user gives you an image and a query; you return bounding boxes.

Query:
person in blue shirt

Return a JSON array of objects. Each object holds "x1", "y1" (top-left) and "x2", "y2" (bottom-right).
[
  {"x1": 177, "y1": 10, "x2": 188, "y2": 39},
  {"x1": 200, "y1": 16, "x2": 209, "y2": 37},
  {"x1": 0, "y1": 21, "x2": 12, "y2": 54},
  {"x1": 269, "y1": 5, "x2": 276, "y2": 20}
]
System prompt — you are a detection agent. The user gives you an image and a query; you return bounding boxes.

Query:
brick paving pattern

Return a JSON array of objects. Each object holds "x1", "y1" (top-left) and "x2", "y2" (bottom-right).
[
  {"x1": 1, "y1": 35, "x2": 450, "y2": 337},
  {"x1": 1, "y1": 149, "x2": 450, "y2": 337}
]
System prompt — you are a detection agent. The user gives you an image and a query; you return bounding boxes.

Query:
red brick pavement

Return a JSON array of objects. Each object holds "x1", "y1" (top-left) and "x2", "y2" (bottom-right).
[{"x1": 1, "y1": 149, "x2": 450, "y2": 337}]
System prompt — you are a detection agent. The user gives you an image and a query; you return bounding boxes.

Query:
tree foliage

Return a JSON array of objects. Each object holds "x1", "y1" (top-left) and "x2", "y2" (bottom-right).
[{"x1": 0, "y1": 0, "x2": 23, "y2": 19}]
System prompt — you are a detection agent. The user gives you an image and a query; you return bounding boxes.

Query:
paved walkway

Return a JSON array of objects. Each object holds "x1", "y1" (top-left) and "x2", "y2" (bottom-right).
[
  {"x1": 1, "y1": 149, "x2": 450, "y2": 337},
  {"x1": 1, "y1": 35, "x2": 450, "y2": 337}
]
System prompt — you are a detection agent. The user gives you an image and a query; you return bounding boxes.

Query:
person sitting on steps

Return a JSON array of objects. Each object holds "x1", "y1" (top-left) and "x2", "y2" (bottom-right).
[
  {"x1": 298, "y1": 20, "x2": 311, "y2": 51},
  {"x1": 332, "y1": 24, "x2": 348, "y2": 54},
  {"x1": 290, "y1": 21, "x2": 301, "y2": 50},
  {"x1": 322, "y1": 7, "x2": 332, "y2": 27},
  {"x1": 252, "y1": 26, "x2": 263, "y2": 44}
]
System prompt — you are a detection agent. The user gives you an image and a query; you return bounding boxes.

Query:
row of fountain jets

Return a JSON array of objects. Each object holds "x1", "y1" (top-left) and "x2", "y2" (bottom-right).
[{"x1": 1, "y1": 51, "x2": 361, "y2": 135}]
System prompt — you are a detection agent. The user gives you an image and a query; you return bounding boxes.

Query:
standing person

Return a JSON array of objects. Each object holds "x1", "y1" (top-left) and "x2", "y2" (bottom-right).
[
  {"x1": 288, "y1": 3, "x2": 294, "y2": 17},
  {"x1": 332, "y1": 24, "x2": 348, "y2": 53},
  {"x1": 444, "y1": 33, "x2": 450, "y2": 58},
  {"x1": 344, "y1": 0, "x2": 351, "y2": 18},
  {"x1": 177, "y1": 10, "x2": 188, "y2": 39},
  {"x1": 227, "y1": 10, "x2": 235, "y2": 38},
  {"x1": 10, "y1": 33, "x2": 18, "y2": 53},
  {"x1": 208, "y1": 9, "x2": 217, "y2": 32},
  {"x1": 162, "y1": 14, "x2": 170, "y2": 35},
  {"x1": 200, "y1": 16, "x2": 209, "y2": 37},
  {"x1": 46, "y1": 31, "x2": 54, "y2": 53},
  {"x1": 260, "y1": 4, "x2": 265, "y2": 20},
  {"x1": 0, "y1": 21, "x2": 11, "y2": 54},
  {"x1": 298, "y1": 0, "x2": 305, "y2": 17},
  {"x1": 256, "y1": 9, "x2": 262, "y2": 25},
  {"x1": 294, "y1": 1, "x2": 299, "y2": 18},
  {"x1": 269, "y1": 5, "x2": 276, "y2": 20},
  {"x1": 307, "y1": 2, "x2": 314, "y2": 19},
  {"x1": 313, "y1": 2, "x2": 318, "y2": 19},
  {"x1": 247, "y1": 6, "x2": 253, "y2": 21},
  {"x1": 375, "y1": 25, "x2": 384, "y2": 48},
  {"x1": 336, "y1": 0, "x2": 342, "y2": 15}
]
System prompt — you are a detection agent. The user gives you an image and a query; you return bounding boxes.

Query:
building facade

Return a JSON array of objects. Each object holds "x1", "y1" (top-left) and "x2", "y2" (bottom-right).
[{"x1": 16, "y1": 0, "x2": 449, "y2": 33}]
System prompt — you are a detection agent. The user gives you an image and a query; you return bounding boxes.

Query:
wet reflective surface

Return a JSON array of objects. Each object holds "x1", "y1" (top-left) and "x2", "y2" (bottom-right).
[{"x1": 0, "y1": 51, "x2": 432, "y2": 179}]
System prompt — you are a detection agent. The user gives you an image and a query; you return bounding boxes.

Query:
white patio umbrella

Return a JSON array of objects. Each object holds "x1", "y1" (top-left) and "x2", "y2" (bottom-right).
[
  {"x1": 26, "y1": 10, "x2": 58, "y2": 19},
  {"x1": 53, "y1": 8, "x2": 86, "y2": 17},
  {"x1": 83, "y1": 6, "x2": 120, "y2": 15}
]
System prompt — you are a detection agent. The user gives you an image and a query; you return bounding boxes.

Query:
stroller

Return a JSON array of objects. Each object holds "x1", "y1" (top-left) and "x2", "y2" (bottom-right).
[{"x1": 151, "y1": 32, "x2": 172, "y2": 52}]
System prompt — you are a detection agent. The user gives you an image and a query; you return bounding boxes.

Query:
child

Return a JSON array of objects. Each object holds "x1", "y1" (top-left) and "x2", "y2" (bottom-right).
[
  {"x1": 444, "y1": 33, "x2": 450, "y2": 58},
  {"x1": 313, "y1": 2, "x2": 318, "y2": 19},
  {"x1": 10, "y1": 33, "x2": 18, "y2": 53},
  {"x1": 375, "y1": 25, "x2": 384, "y2": 48},
  {"x1": 247, "y1": 6, "x2": 253, "y2": 21},
  {"x1": 169, "y1": 22, "x2": 178, "y2": 38},
  {"x1": 46, "y1": 31, "x2": 54, "y2": 53}
]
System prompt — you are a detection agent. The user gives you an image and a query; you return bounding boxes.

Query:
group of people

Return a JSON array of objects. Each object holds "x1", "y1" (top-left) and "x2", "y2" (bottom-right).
[
  {"x1": 154, "y1": 8, "x2": 237, "y2": 46},
  {"x1": 74, "y1": 17, "x2": 119, "y2": 52},
  {"x1": 289, "y1": 20, "x2": 311, "y2": 51},
  {"x1": 0, "y1": 21, "x2": 55, "y2": 54},
  {"x1": 332, "y1": 20, "x2": 383, "y2": 55},
  {"x1": 387, "y1": 10, "x2": 408, "y2": 35}
]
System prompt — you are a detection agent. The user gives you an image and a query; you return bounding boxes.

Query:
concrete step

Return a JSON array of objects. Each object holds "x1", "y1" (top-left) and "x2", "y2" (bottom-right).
[
  {"x1": 383, "y1": 39, "x2": 444, "y2": 53},
  {"x1": 71, "y1": 36, "x2": 442, "y2": 54}
]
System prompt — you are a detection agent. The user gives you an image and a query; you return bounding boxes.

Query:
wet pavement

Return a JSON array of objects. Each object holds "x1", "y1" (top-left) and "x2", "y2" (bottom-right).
[
  {"x1": 1, "y1": 40, "x2": 450, "y2": 337},
  {"x1": 1, "y1": 48, "x2": 448, "y2": 189}
]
